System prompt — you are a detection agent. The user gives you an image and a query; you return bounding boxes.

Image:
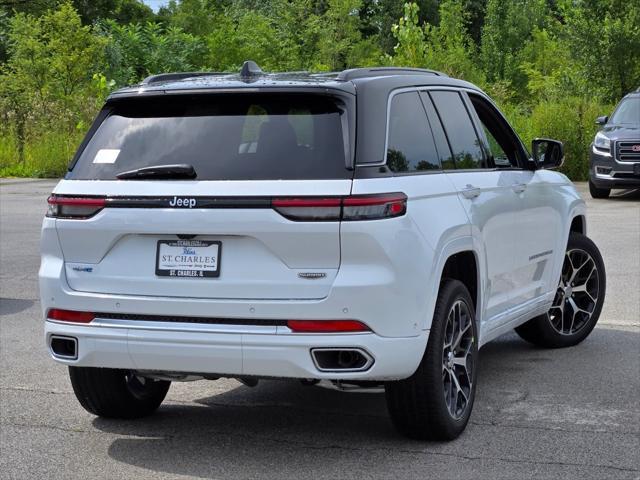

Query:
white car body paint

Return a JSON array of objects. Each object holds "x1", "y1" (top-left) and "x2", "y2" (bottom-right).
[{"x1": 40, "y1": 168, "x2": 583, "y2": 380}]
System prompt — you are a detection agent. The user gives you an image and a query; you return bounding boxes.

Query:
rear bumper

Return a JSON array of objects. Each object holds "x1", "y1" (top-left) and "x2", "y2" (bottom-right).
[{"x1": 44, "y1": 319, "x2": 427, "y2": 381}]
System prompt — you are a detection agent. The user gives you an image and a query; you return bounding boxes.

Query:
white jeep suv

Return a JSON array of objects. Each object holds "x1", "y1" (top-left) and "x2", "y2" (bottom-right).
[{"x1": 40, "y1": 63, "x2": 606, "y2": 440}]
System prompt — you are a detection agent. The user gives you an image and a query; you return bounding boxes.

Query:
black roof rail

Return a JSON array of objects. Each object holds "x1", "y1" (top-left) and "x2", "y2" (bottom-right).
[
  {"x1": 140, "y1": 72, "x2": 225, "y2": 85},
  {"x1": 309, "y1": 72, "x2": 341, "y2": 78},
  {"x1": 337, "y1": 67, "x2": 446, "y2": 81}
]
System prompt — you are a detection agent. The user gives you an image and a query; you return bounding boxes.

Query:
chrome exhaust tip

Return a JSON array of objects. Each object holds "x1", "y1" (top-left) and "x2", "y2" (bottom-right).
[
  {"x1": 311, "y1": 348, "x2": 374, "y2": 372},
  {"x1": 49, "y1": 335, "x2": 78, "y2": 360}
]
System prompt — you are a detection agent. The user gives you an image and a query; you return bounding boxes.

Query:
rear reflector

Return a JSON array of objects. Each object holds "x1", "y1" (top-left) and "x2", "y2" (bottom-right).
[
  {"x1": 271, "y1": 197, "x2": 342, "y2": 221},
  {"x1": 342, "y1": 193, "x2": 407, "y2": 220},
  {"x1": 47, "y1": 195, "x2": 106, "y2": 219},
  {"x1": 47, "y1": 309, "x2": 95, "y2": 324},
  {"x1": 272, "y1": 193, "x2": 407, "y2": 221},
  {"x1": 287, "y1": 320, "x2": 371, "y2": 333}
]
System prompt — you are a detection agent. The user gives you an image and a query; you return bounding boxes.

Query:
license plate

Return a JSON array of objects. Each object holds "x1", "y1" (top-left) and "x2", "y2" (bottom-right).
[{"x1": 156, "y1": 240, "x2": 221, "y2": 278}]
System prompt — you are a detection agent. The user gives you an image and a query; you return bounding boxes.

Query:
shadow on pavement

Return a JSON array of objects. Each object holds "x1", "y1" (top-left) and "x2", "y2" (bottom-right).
[
  {"x1": 0, "y1": 297, "x2": 35, "y2": 315},
  {"x1": 91, "y1": 328, "x2": 639, "y2": 479}
]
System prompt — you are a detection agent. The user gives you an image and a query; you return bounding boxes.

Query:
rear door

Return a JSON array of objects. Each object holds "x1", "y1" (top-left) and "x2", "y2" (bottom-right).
[
  {"x1": 425, "y1": 90, "x2": 520, "y2": 323},
  {"x1": 53, "y1": 92, "x2": 353, "y2": 300}
]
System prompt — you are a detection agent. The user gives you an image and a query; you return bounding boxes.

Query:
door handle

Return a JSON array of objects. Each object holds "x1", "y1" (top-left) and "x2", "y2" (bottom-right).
[
  {"x1": 461, "y1": 184, "x2": 481, "y2": 199},
  {"x1": 512, "y1": 183, "x2": 527, "y2": 194}
]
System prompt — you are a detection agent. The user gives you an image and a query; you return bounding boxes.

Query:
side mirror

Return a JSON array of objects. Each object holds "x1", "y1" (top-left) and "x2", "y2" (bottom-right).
[
  {"x1": 532, "y1": 138, "x2": 564, "y2": 170},
  {"x1": 595, "y1": 115, "x2": 608, "y2": 125}
]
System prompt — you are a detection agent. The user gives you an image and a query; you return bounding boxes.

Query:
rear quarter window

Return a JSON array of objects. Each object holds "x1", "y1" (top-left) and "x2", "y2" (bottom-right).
[
  {"x1": 386, "y1": 91, "x2": 441, "y2": 173},
  {"x1": 69, "y1": 94, "x2": 351, "y2": 180}
]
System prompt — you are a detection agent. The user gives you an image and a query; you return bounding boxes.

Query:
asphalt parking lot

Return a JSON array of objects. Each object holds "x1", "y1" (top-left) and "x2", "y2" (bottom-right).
[{"x1": 0, "y1": 179, "x2": 638, "y2": 479}]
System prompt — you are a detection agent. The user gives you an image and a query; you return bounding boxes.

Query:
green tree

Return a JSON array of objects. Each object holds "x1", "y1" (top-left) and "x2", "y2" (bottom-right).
[
  {"x1": 313, "y1": 0, "x2": 381, "y2": 70},
  {"x1": 388, "y1": 2, "x2": 428, "y2": 67},
  {"x1": 425, "y1": 0, "x2": 484, "y2": 84},
  {"x1": 518, "y1": 27, "x2": 575, "y2": 102},
  {"x1": 389, "y1": 1, "x2": 483, "y2": 84},
  {"x1": 0, "y1": 1, "x2": 106, "y2": 161},
  {"x1": 103, "y1": 21, "x2": 206, "y2": 85},
  {"x1": 158, "y1": 0, "x2": 224, "y2": 37},
  {"x1": 561, "y1": 0, "x2": 640, "y2": 101},
  {"x1": 205, "y1": 8, "x2": 297, "y2": 71},
  {"x1": 1, "y1": 0, "x2": 154, "y2": 24},
  {"x1": 480, "y1": 0, "x2": 547, "y2": 94}
]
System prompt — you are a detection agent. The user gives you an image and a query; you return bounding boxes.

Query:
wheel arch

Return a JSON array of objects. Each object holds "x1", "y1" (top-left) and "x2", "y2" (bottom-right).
[
  {"x1": 424, "y1": 237, "x2": 483, "y2": 332},
  {"x1": 441, "y1": 251, "x2": 479, "y2": 314},
  {"x1": 570, "y1": 214, "x2": 586, "y2": 235}
]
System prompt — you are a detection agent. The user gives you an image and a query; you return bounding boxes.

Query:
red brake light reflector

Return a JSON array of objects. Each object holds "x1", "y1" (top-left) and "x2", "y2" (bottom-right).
[
  {"x1": 47, "y1": 309, "x2": 95, "y2": 323},
  {"x1": 287, "y1": 320, "x2": 371, "y2": 333},
  {"x1": 272, "y1": 197, "x2": 342, "y2": 221},
  {"x1": 272, "y1": 193, "x2": 407, "y2": 222},
  {"x1": 47, "y1": 195, "x2": 106, "y2": 219},
  {"x1": 342, "y1": 193, "x2": 407, "y2": 220}
]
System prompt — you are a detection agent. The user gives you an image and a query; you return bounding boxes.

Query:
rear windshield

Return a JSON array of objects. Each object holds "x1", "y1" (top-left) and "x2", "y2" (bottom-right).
[
  {"x1": 610, "y1": 97, "x2": 640, "y2": 125},
  {"x1": 69, "y1": 94, "x2": 351, "y2": 180}
]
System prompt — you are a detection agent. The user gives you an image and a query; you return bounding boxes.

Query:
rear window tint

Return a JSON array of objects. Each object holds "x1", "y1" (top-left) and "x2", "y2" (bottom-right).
[
  {"x1": 69, "y1": 94, "x2": 351, "y2": 180},
  {"x1": 386, "y1": 91, "x2": 441, "y2": 172}
]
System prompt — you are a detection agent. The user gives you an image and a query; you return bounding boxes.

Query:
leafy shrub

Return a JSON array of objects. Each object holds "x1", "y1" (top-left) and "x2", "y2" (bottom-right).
[{"x1": 502, "y1": 98, "x2": 613, "y2": 180}]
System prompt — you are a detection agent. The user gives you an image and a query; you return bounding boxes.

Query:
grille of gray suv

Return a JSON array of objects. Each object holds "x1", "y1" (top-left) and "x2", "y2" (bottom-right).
[{"x1": 616, "y1": 141, "x2": 640, "y2": 162}]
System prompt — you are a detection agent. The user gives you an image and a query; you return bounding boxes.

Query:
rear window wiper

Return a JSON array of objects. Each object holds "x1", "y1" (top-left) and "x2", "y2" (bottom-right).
[{"x1": 116, "y1": 164, "x2": 197, "y2": 180}]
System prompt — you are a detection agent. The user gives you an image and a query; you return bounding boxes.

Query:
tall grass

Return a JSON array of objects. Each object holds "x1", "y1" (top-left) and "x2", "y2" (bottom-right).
[{"x1": 0, "y1": 130, "x2": 83, "y2": 178}]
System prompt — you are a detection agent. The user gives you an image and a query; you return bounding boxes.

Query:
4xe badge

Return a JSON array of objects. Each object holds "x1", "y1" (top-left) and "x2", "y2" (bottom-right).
[{"x1": 169, "y1": 197, "x2": 197, "y2": 208}]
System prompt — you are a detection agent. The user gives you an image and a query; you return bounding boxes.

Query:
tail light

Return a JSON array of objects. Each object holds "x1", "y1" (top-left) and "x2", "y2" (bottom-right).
[
  {"x1": 271, "y1": 197, "x2": 342, "y2": 221},
  {"x1": 342, "y1": 193, "x2": 407, "y2": 220},
  {"x1": 272, "y1": 193, "x2": 406, "y2": 221},
  {"x1": 44, "y1": 192, "x2": 407, "y2": 221},
  {"x1": 287, "y1": 320, "x2": 371, "y2": 333},
  {"x1": 47, "y1": 195, "x2": 105, "y2": 219},
  {"x1": 47, "y1": 309, "x2": 95, "y2": 323}
]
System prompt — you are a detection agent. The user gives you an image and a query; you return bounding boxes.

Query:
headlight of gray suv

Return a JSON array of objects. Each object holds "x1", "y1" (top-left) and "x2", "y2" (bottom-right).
[{"x1": 594, "y1": 131, "x2": 611, "y2": 152}]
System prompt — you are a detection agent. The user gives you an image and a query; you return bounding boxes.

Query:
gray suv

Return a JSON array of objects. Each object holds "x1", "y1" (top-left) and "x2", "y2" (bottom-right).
[{"x1": 589, "y1": 88, "x2": 640, "y2": 198}]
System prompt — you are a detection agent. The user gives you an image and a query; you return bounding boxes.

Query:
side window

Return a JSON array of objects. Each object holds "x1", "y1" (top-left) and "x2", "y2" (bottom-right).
[
  {"x1": 430, "y1": 91, "x2": 485, "y2": 169},
  {"x1": 420, "y1": 92, "x2": 455, "y2": 170},
  {"x1": 386, "y1": 91, "x2": 441, "y2": 173},
  {"x1": 469, "y1": 94, "x2": 524, "y2": 168},
  {"x1": 482, "y1": 125, "x2": 510, "y2": 166}
]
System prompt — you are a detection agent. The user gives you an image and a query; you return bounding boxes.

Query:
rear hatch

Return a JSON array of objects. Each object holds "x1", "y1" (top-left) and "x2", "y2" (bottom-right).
[{"x1": 52, "y1": 92, "x2": 354, "y2": 300}]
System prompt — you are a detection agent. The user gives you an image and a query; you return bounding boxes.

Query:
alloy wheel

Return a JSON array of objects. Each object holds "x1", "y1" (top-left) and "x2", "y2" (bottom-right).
[
  {"x1": 549, "y1": 248, "x2": 600, "y2": 335},
  {"x1": 442, "y1": 300, "x2": 475, "y2": 419}
]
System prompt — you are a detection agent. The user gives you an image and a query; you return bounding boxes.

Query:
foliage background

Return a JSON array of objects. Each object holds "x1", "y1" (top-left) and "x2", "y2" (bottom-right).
[{"x1": 0, "y1": 0, "x2": 638, "y2": 179}]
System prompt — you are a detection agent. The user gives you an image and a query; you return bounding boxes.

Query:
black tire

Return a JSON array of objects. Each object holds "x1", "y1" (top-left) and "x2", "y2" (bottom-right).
[
  {"x1": 589, "y1": 180, "x2": 610, "y2": 199},
  {"x1": 69, "y1": 367, "x2": 170, "y2": 419},
  {"x1": 515, "y1": 232, "x2": 605, "y2": 348},
  {"x1": 385, "y1": 279, "x2": 478, "y2": 440}
]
